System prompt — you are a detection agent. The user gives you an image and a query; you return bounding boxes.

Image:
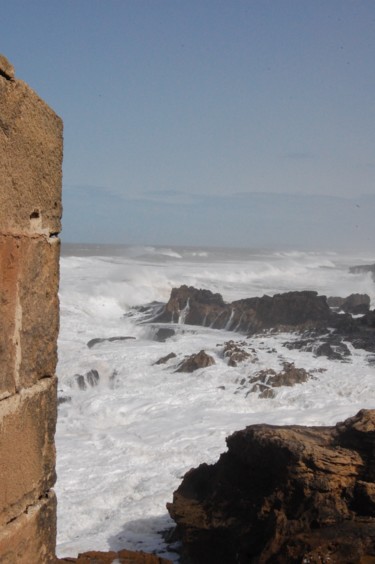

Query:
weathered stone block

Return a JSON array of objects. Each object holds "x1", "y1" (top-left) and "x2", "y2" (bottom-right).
[
  {"x1": 0, "y1": 377, "x2": 57, "y2": 527},
  {"x1": 0, "y1": 74, "x2": 62, "y2": 235},
  {"x1": 0, "y1": 235, "x2": 59, "y2": 395},
  {"x1": 0, "y1": 491, "x2": 56, "y2": 563}
]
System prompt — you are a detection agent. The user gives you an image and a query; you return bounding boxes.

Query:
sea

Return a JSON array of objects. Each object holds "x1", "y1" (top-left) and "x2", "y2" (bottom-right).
[{"x1": 56, "y1": 243, "x2": 375, "y2": 560}]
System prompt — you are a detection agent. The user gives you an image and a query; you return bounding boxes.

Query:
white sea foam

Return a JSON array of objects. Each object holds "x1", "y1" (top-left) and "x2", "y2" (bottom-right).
[{"x1": 56, "y1": 245, "x2": 375, "y2": 560}]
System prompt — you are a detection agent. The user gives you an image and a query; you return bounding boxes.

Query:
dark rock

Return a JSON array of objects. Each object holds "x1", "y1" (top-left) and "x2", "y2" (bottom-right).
[
  {"x1": 329, "y1": 293, "x2": 370, "y2": 315},
  {"x1": 167, "y1": 409, "x2": 375, "y2": 564},
  {"x1": 175, "y1": 350, "x2": 215, "y2": 373},
  {"x1": 153, "y1": 328, "x2": 176, "y2": 342},
  {"x1": 284, "y1": 334, "x2": 351, "y2": 361},
  {"x1": 75, "y1": 374, "x2": 87, "y2": 391},
  {"x1": 87, "y1": 336, "x2": 135, "y2": 348},
  {"x1": 57, "y1": 395, "x2": 72, "y2": 405},
  {"x1": 222, "y1": 340, "x2": 252, "y2": 367},
  {"x1": 86, "y1": 369, "x2": 99, "y2": 387},
  {"x1": 154, "y1": 286, "x2": 333, "y2": 334},
  {"x1": 248, "y1": 362, "x2": 313, "y2": 398},
  {"x1": 154, "y1": 352, "x2": 177, "y2": 365}
]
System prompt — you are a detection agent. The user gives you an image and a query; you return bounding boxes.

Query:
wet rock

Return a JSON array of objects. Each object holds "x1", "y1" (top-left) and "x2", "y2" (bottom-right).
[
  {"x1": 222, "y1": 340, "x2": 252, "y2": 367},
  {"x1": 154, "y1": 286, "x2": 332, "y2": 334},
  {"x1": 248, "y1": 362, "x2": 313, "y2": 398},
  {"x1": 87, "y1": 336, "x2": 135, "y2": 348},
  {"x1": 175, "y1": 350, "x2": 215, "y2": 373},
  {"x1": 284, "y1": 333, "x2": 351, "y2": 361},
  {"x1": 154, "y1": 352, "x2": 177, "y2": 365},
  {"x1": 153, "y1": 328, "x2": 176, "y2": 342},
  {"x1": 328, "y1": 293, "x2": 370, "y2": 315},
  {"x1": 167, "y1": 409, "x2": 375, "y2": 564},
  {"x1": 57, "y1": 395, "x2": 72, "y2": 405}
]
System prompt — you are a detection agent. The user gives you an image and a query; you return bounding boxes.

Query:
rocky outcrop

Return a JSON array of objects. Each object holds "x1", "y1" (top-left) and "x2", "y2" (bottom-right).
[
  {"x1": 328, "y1": 293, "x2": 370, "y2": 315},
  {"x1": 222, "y1": 340, "x2": 252, "y2": 367},
  {"x1": 154, "y1": 352, "x2": 177, "y2": 365},
  {"x1": 167, "y1": 409, "x2": 375, "y2": 563},
  {"x1": 154, "y1": 286, "x2": 332, "y2": 335},
  {"x1": 248, "y1": 362, "x2": 314, "y2": 398},
  {"x1": 87, "y1": 336, "x2": 135, "y2": 348},
  {"x1": 175, "y1": 350, "x2": 216, "y2": 373}
]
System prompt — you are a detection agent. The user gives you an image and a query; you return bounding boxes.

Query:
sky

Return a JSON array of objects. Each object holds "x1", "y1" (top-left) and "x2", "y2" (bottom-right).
[{"x1": 2, "y1": 1, "x2": 375, "y2": 251}]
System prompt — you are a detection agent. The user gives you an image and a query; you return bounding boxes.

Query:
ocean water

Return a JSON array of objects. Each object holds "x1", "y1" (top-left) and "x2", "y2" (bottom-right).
[{"x1": 56, "y1": 244, "x2": 375, "y2": 560}]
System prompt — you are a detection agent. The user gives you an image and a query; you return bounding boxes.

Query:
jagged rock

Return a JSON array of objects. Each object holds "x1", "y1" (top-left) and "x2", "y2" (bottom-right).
[
  {"x1": 154, "y1": 286, "x2": 332, "y2": 334},
  {"x1": 328, "y1": 293, "x2": 370, "y2": 315},
  {"x1": 222, "y1": 340, "x2": 252, "y2": 367},
  {"x1": 248, "y1": 362, "x2": 313, "y2": 398},
  {"x1": 283, "y1": 334, "x2": 351, "y2": 361},
  {"x1": 154, "y1": 352, "x2": 177, "y2": 365},
  {"x1": 167, "y1": 409, "x2": 375, "y2": 564},
  {"x1": 153, "y1": 328, "x2": 176, "y2": 342},
  {"x1": 87, "y1": 336, "x2": 135, "y2": 348},
  {"x1": 59, "y1": 548, "x2": 171, "y2": 563},
  {"x1": 175, "y1": 350, "x2": 215, "y2": 373}
]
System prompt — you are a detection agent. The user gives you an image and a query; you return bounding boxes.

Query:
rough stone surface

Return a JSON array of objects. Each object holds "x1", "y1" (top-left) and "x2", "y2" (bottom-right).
[
  {"x1": 167, "y1": 409, "x2": 375, "y2": 563},
  {"x1": 175, "y1": 350, "x2": 216, "y2": 373},
  {"x1": 0, "y1": 235, "x2": 60, "y2": 395},
  {"x1": 0, "y1": 54, "x2": 15, "y2": 80},
  {"x1": 0, "y1": 492, "x2": 56, "y2": 563},
  {"x1": 0, "y1": 377, "x2": 57, "y2": 527},
  {"x1": 58, "y1": 549, "x2": 172, "y2": 563},
  {"x1": 0, "y1": 73, "x2": 62, "y2": 234},
  {"x1": 0, "y1": 56, "x2": 62, "y2": 560}
]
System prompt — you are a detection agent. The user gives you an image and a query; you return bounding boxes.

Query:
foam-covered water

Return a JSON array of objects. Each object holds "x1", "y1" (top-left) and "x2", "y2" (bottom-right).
[{"x1": 56, "y1": 244, "x2": 375, "y2": 560}]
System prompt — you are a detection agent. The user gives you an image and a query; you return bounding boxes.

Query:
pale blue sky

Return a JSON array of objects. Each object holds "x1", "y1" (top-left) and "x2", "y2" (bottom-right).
[{"x1": 2, "y1": 1, "x2": 375, "y2": 250}]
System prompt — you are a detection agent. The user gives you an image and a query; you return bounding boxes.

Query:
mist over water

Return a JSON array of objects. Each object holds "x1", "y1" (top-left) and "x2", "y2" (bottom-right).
[{"x1": 56, "y1": 244, "x2": 375, "y2": 559}]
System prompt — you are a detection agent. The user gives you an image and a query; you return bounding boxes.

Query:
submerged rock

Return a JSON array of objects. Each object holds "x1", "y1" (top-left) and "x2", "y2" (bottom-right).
[
  {"x1": 167, "y1": 409, "x2": 375, "y2": 563},
  {"x1": 175, "y1": 350, "x2": 215, "y2": 373},
  {"x1": 248, "y1": 362, "x2": 313, "y2": 398},
  {"x1": 153, "y1": 327, "x2": 176, "y2": 342},
  {"x1": 87, "y1": 336, "x2": 135, "y2": 348},
  {"x1": 154, "y1": 352, "x2": 177, "y2": 365}
]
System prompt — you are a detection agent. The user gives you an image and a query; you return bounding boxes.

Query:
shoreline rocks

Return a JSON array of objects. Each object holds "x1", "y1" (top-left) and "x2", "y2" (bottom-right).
[{"x1": 167, "y1": 409, "x2": 375, "y2": 563}]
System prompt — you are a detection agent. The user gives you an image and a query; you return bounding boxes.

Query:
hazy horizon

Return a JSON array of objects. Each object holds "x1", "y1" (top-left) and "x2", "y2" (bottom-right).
[{"x1": 2, "y1": 1, "x2": 375, "y2": 251}]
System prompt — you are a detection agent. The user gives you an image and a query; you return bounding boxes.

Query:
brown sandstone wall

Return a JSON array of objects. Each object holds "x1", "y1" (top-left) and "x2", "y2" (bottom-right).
[{"x1": 0, "y1": 55, "x2": 62, "y2": 563}]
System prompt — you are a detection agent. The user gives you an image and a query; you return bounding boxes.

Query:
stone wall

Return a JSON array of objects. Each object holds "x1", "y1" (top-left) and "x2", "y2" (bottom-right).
[{"x1": 0, "y1": 55, "x2": 62, "y2": 562}]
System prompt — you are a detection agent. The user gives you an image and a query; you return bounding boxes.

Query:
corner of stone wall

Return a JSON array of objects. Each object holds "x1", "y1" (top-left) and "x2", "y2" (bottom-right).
[{"x1": 0, "y1": 54, "x2": 62, "y2": 563}]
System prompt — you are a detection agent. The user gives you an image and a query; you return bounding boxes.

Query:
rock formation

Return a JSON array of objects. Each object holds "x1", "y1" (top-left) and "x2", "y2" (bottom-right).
[
  {"x1": 154, "y1": 286, "x2": 332, "y2": 334},
  {"x1": 328, "y1": 293, "x2": 370, "y2": 315},
  {"x1": 175, "y1": 350, "x2": 216, "y2": 373},
  {"x1": 167, "y1": 409, "x2": 375, "y2": 563}
]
